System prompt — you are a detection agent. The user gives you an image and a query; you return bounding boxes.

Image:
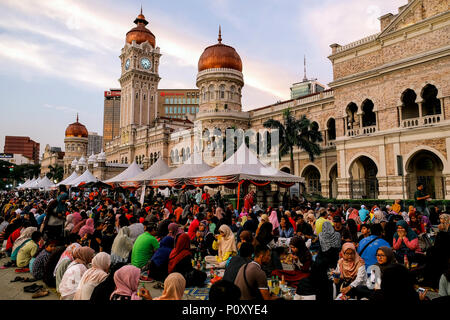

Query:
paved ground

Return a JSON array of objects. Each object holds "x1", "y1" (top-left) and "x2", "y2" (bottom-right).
[{"x1": 0, "y1": 256, "x2": 164, "y2": 300}]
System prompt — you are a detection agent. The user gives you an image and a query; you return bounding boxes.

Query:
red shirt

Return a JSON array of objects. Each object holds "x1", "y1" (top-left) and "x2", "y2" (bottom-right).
[
  {"x1": 174, "y1": 207, "x2": 183, "y2": 222},
  {"x1": 6, "y1": 227, "x2": 22, "y2": 251},
  {"x1": 187, "y1": 219, "x2": 200, "y2": 240},
  {"x1": 202, "y1": 193, "x2": 210, "y2": 205}
]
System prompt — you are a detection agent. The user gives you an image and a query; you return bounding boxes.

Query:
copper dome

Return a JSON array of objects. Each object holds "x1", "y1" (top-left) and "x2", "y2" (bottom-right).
[
  {"x1": 198, "y1": 27, "x2": 242, "y2": 72},
  {"x1": 65, "y1": 115, "x2": 88, "y2": 138},
  {"x1": 125, "y1": 11, "x2": 155, "y2": 47}
]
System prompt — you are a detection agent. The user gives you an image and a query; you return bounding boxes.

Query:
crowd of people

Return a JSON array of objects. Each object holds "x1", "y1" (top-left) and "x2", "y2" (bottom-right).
[{"x1": 0, "y1": 181, "x2": 449, "y2": 301}]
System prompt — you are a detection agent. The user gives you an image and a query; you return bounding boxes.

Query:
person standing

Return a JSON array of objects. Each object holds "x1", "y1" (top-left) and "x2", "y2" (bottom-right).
[{"x1": 414, "y1": 183, "x2": 431, "y2": 217}]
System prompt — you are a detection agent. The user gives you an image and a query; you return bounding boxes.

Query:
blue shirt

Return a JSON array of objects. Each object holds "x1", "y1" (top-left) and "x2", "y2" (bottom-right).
[
  {"x1": 36, "y1": 213, "x2": 46, "y2": 226},
  {"x1": 357, "y1": 235, "x2": 390, "y2": 270},
  {"x1": 278, "y1": 226, "x2": 294, "y2": 238},
  {"x1": 359, "y1": 208, "x2": 369, "y2": 222}
]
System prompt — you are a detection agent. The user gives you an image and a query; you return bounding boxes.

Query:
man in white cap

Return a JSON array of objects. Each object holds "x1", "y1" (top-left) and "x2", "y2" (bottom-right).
[{"x1": 359, "y1": 204, "x2": 370, "y2": 223}]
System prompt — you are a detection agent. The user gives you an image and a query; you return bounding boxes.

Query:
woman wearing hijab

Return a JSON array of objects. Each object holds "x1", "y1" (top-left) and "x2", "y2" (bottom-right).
[
  {"x1": 153, "y1": 272, "x2": 186, "y2": 300},
  {"x1": 110, "y1": 265, "x2": 151, "y2": 300},
  {"x1": 168, "y1": 222, "x2": 184, "y2": 239},
  {"x1": 64, "y1": 214, "x2": 75, "y2": 236},
  {"x1": 392, "y1": 220, "x2": 420, "y2": 263},
  {"x1": 305, "y1": 212, "x2": 316, "y2": 233},
  {"x1": 408, "y1": 212, "x2": 425, "y2": 235},
  {"x1": 273, "y1": 236, "x2": 312, "y2": 287},
  {"x1": 59, "y1": 246, "x2": 95, "y2": 300},
  {"x1": 71, "y1": 211, "x2": 87, "y2": 235},
  {"x1": 71, "y1": 211, "x2": 82, "y2": 227},
  {"x1": 205, "y1": 225, "x2": 237, "y2": 268},
  {"x1": 54, "y1": 242, "x2": 82, "y2": 292},
  {"x1": 110, "y1": 226, "x2": 133, "y2": 266},
  {"x1": 42, "y1": 246, "x2": 65, "y2": 288},
  {"x1": 269, "y1": 210, "x2": 280, "y2": 232},
  {"x1": 146, "y1": 236, "x2": 174, "y2": 281},
  {"x1": 316, "y1": 221, "x2": 341, "y2": 270},
  {"x1": 332, "y1": 242, "x2": 366, "y2": 299},
  {"x1": 79, "y1": 218, "x2": 95, "y2": 239},
  {"x1": 90, "y1": 262, "x2": 126, "y2": 302},
  {"x1": 73, "y1": 252, "x2": 111, "y2": 300},
  {"x1": 10, "y1": 226, "x2": 37, "y2": 264}
]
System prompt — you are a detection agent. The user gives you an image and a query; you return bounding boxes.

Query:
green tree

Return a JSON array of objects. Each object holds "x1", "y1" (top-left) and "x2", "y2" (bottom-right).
[
  {"x1": 263, "y1": 108, "x2": 323, "y2": 174},
  {"x1": 46, "y1": 165, "x2": 64, "y2": 183}
]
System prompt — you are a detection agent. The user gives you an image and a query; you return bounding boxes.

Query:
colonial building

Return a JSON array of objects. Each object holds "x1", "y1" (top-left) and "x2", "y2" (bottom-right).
[
  {"x1": 63, "y1": 115, "x2": 88, "y2": 177},
  {"x1": 40, "y1": 145, "x2": 65, "y2": 177},
  {"x1": 65, "y1": 0, "x2": 450, "y2": 200}
]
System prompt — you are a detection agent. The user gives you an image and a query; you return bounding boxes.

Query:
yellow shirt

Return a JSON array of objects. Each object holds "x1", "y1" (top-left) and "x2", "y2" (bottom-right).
[{"x1": 17, "y1": 240, "x2": 38, "y2": 268}]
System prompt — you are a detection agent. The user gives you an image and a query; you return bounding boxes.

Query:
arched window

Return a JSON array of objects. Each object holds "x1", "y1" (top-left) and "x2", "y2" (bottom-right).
[
  {"x1": 346, "y1": 102, "x2": 358, "y2": 129},
  {"x1": 135, "y1": 156, "x2": 138, "y2": 163},
  {"x1": 361, "y1": 99, "x2": 376, "y2": 127},
  {"x1": 181, "y1": 148, "x2": 185, "y2": 162},
  {"x1": 175, "y1": 150, "x2": 179, "y2": 163},
  {"x1": 208, "y1": 85, "x2": 214, "y2": 100},
  {"x1": 170, "y1": 150, "x2": 174, "y2": 163},
  {"x1": 219, "y1": 84, "x2": 225, "y2": 99},
  {"x1": 311, "y1": 121, "x2": 319, "y2": 132},
  {"x1": 421, "y1": 84, "x2": 441, "y2": 116},
  {"x1": 230, "y1": 85, "x2": 235, "y2": 100},
  {"x1": 401, "y1": 89, "x2": 419, "y2": 119},
  {"x1": 327, "y1": 118, "x2": 336, "y2": 141}
]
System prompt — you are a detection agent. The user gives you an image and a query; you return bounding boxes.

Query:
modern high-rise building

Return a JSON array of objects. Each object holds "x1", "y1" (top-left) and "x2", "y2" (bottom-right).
[
  {"x1": 157, "y1": 89, "x2": 200, "y2": 120},
  {"x1": 3, "y1": 136, "x2": 40, "y2": 164},
  {"x1": 290, "y1": 56, "x2": 326, "y2": 99},
  {"x1": 103, "y1": 89, "x2": 121, "y2": 147},
  {"x1": 88, "y1": 132, "x2": 103, "y2": 155}
]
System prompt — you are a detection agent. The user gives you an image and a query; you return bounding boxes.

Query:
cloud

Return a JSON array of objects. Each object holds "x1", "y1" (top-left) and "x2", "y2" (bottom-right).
[
  {"x1": 300, "y1": 0, "x2": 407, "y2": 57},
  {"x1": 0, "y1": 0, "x2": 288, "y2": 106},
  {"x1": 43, "y1": 103, "x2": 79, "y2": 114}
]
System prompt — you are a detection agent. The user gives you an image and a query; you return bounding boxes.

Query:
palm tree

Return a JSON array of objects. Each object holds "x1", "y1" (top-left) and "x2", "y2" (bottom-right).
[{"x1": 263, "y1": 108, "x2": 323, "y2": 174}]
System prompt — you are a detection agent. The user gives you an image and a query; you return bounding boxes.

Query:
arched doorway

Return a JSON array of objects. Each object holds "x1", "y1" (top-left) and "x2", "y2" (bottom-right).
[
  {"x1": 302, "y1": 166, "x2": 321, "y2": 195},
  {"x1": 349, "y1": 156, "x2": 378, "y2": 199},
  {"x1": 406, "y1": 150, "x2": 444, "y2": 199},
  {"x1": 329, "y1": 164, "x2": 338, "y2": 199}
]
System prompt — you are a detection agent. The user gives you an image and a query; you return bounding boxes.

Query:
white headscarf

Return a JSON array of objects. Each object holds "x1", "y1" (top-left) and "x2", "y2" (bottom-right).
[
  {"x1": 73, "y1": 252, "x2": 111, "y2": 300},
  {"x1": 111, "y1": 226, "x2": 134, "y2": 261},
  {"x1": 12, "y1": 227, "x2": 37, "y2": 253}
]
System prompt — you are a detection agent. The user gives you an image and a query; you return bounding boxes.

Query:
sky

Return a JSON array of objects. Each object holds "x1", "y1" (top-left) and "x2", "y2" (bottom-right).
[{"x1": 0, "y1": 0, "x2": 407, "y2": 155}]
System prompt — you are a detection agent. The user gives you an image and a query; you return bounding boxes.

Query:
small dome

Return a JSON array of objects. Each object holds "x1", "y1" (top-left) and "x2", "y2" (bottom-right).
[
  {"x1": 125, "y1": 10, "x2": 155, "y2": 47},
  {"x1": 198, "y1": 26, "x2": 242, "y2": 72},
  {"x1": 88, "y1": 153, "x2": 96, "y2": 164},
  {"x1": 71, "y1": 158, "x2": 78, "y2": 166},
  {"x1": 97, "y1": 150, "x2": 106, "y2": 162},
  {"x1": 78, "y1": 156, "x2": 87, "y2": 165},
  {"x1": 65, "y1": 114, "x2": 88, "y2": 138}
]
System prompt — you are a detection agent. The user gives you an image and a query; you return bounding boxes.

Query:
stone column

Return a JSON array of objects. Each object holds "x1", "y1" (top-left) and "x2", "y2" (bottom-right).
[{"x1": 337, "y1": 177, "x2": 351, "y2": 199}]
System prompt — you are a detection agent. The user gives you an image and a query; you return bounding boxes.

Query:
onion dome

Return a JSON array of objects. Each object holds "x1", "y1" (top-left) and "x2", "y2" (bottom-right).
[
  {"x1": 97, "y1": 150, "x2": 106, "y2": 162},
  {"x1": 198, "y1": 26, "x2": 242, "y2": 72},
  {"x1": 71, "y1": 158, "x2": 78, "y2": 167},
  {"x1": 125, "y1": 7, "x2": 156, "y2": 47},
  {"x1": 88, "y1": 153, "x2": 96, "y2": 164},
  {"x1": 65, "y1": 114, "x2": 88, "y2": 138},
  {"x1": 78, "y1": 156, "x2": 87, "y2": 166}
]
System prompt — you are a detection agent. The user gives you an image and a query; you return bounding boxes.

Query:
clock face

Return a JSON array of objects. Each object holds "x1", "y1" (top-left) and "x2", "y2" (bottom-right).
[
  {"x1": 125, "y1": 58, "x2": 130, "y2": 70},
  {"x1": 140, "y1": 57, "x2": 151, "y2": 70}
]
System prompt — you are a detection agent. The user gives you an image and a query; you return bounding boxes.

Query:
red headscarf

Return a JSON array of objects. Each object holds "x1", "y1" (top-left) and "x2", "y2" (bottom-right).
[{"x1": 168, "y1": 233, "x2": 192, "y2": 274}]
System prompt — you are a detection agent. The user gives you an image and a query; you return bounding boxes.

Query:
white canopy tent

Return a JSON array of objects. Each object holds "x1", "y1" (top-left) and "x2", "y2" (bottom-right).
[
  {"x1": 34, "y1": 176, "x2": 56, "y2": 190},
  {"x1": 122, "y1": 157, "x2": 172, "y2": 188},
  {"x1": 69, "y1": 169, "x2": 98, "y2": 187},
  {"x1": 188, "y1": 144, "x2": 305, "y2": 185},
  {"x1": 104, "y1": 162, "x2": 143, "y2": 185},
  {"x1": 56, "y1": 171, "x2": 80, "y2": 186},
  {"x1": 149, "y1": 153, "x2": 212, "y2": 188},
  {"x1": 18, "y1": 178, "x2": 34, "y2": 189},
  {"x1": 28, "y1": 177, "x2": 42, "y2": 189}
]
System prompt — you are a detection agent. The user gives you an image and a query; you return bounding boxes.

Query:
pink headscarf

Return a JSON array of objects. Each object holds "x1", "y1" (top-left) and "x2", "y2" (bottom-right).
[
  {"x1": 72, "y1": 212, "x2": 82, "y2": 226},
  {"x1": 269, "y1": 210, "x2": 280, "y2": 230},
  {"x1": 79, "y1": 218, "x2": 95, "y2": 238},
  {"x1": 163, "y1": 208, "x2": 171, "y2": 220},
  {"x1": 53, "y1": 243, "x2": 81, "y2": 276},
  {"x1": 215, "y1": 207, "x2": 224, "y2": 220},
  {"x1": 110, "y1": 265, "x2": 141, "y2": 300},
  {"x1": 239, "y1": 208, "x2": 248, "y2": 218}
]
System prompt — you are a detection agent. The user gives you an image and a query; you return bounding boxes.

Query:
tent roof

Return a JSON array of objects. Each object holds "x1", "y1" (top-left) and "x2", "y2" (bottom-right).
[
  {"x1": 104, "y1": 162, "x2": 144, "y2": 183},
  {"x1": 35, "y1": 176, "x2": 56, "y2": 190},
  {"x1": 127, "y1": 157, "x2": 172, "y2": 182},
  {"x1": 188, "y1": 144, "x2": 305, "y2": 184},
  {"x1": 150, "y1": 153, "x2": 212, "y2": 187},
  {"x1": 57, "y1": 171, "x2": 80, "y2": 186},
  {"x1": 69, "y1": 169, "x2": 98, "y2": 187},
  {"x1": 19, "y1": 178, "x2": 33, "y2": 189}
]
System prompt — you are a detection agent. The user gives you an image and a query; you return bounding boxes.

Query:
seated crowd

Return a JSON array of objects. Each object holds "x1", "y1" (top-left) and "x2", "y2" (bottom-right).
[{"x1": 0, "y1": 184, "x2": 449, "y2": 301}]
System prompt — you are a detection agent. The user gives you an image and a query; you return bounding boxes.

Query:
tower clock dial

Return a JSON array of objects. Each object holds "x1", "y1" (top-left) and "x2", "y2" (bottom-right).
[
  {"x1": 140, "y1": 57, "x2": 151, "y2": 70},
  {"x1": 125, "y1": 58, "x2": 130, "y2": 70}
]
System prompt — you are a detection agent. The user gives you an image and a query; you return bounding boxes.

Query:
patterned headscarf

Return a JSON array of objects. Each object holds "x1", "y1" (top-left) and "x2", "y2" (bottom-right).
[
  {"x1": 319, "y1": 221, "x2": 341, "y2": 252},
  {"x1": 53, "y1": 243, "x2": 81, "y2": 276}
]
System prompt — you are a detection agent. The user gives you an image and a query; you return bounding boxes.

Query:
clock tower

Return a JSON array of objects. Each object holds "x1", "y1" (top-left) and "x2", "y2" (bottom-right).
[{"x1": 119, "y1": 9, "x2": 161, "y2": 133}]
